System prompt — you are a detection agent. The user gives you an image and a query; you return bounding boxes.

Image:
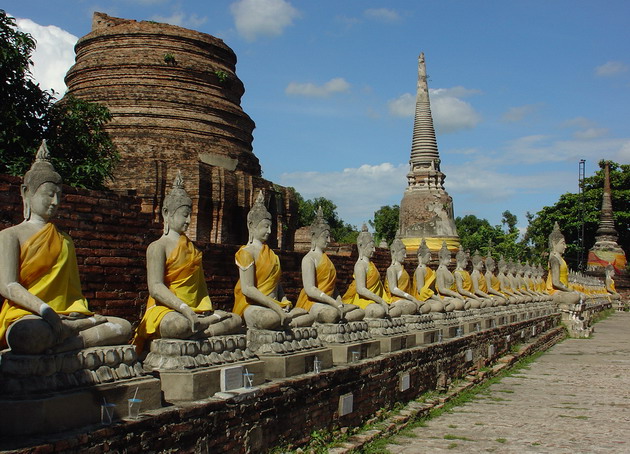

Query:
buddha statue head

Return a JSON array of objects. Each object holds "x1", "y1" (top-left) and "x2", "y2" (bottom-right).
[
  {"x1": 486, "y1": 256, "x2": 496, "y2": 273},
  {"x1": 438, "y1": 241, "x2": 451, "y2": 267},
  {"x1": 309, "y1": 206, "x2": 330, "y2": 251},
  {"x1": 357, "y1": 224, "x2": 375, "y2": 259},
  {"x1": 417, "y1": 238, "x2": 431, "y2": 266},
  {"x1": 21, "y1": 141, "x2": 63, "y2": 221},
  {"x1": 548, "y1": 221, "x2": 566, "y2": 255},
  {"x1": 162, "y1": 171, "x2": 192, "y2": 235},
  {"x1": 455, "y1": 249, "x2": 468, "y2": 268},
  {"x1": 247, "y1": 190, "x2": 272, "y2": 244},
  {"x1": 472, "y1": 250, "x2": 483, "y2": 271},
  {"x1": 390, "y1": 237, "x2": 406, "y2": 263},
  {"x1": 498, "y1": 256, "x2": 507, "y2": 274},
  {"x1": 605, "y1": 263, "x2": 615, "y2": 279}
]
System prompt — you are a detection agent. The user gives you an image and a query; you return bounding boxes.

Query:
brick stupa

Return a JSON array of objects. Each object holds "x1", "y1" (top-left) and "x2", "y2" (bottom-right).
[
  {"x1": 398, "y1": 53, "x2": 459, "y2": 251},
  {"x1": 64, "y1": 13, "x2": 297, "y2": 247}
]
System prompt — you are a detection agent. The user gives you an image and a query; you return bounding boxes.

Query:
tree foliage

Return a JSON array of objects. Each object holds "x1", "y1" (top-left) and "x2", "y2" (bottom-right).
[
  {"x1": 294, "y1": 192, "x2": 358, "y2": 244},
  {"x1": 523, "y1": 161, "x2": 630, "y2": 269},
  {"x1": 0, "y1": 10, "x2": 119, "y2": 189},
  {"x1": 369, "y1": 205, "x2": 399, "y2": 245}
]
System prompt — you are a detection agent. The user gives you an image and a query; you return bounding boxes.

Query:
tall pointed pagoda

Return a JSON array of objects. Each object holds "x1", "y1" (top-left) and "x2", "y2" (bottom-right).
[
  {"x1": 587, "y1": 161, "x2": 626, "y2": 274},
  {"x1": 399, "y1": 53, "x2": 459, "y2": 251}
]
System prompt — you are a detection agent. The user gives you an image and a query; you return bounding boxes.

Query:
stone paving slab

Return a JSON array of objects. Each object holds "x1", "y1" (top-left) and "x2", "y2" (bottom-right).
[{"x1": 386, "y1": 313, "x2": 630, "y2": 454}]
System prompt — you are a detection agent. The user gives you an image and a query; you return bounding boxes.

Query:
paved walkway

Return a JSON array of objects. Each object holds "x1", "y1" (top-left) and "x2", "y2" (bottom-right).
[{"x1": 386, "y1": 312, "x2": 630, "y2": 453}]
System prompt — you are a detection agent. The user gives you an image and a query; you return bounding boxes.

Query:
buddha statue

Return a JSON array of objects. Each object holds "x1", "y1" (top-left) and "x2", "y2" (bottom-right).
[
  {"x1": 470, "y1": 251, "x2": 501, "y2": 306},
  {"x1": 342, "y1": 225, "x2": 400, "y2": 318},
  {"x1": 411, "y1": 239, "x2": 454, "y2": 312},
  {"x1": 453, "y1": 250, "x2": 488, "y2": 309},
  {"x1": 233, "y1": 191, "x2": 314, "y2": 330},
  {"x1": 434, "y1": 242, "x2": 466, "y2": 311},
  {"x1": 507, "y1": 260, "x2": 531, "y2": 303},
  {"x1": 296, "y1": 207, "x2": 365, "y2": 323},
  {"x1": 535, "y1": 264, "x2": 552, "y2": 301},
  {"x1": 546, "y1": 222, "x2": 581, "y2": 310},
  {"x1": 482, "y1": 256, "x2": 507, "y2": 306},
  {"x1": 384, "y1": 238, "x2": 430, "y2": 315},
  {"x1": 133, "y1": 172, "x2": 243, "y2": 352},
  {"x1": 513, "y1": 263, "x2": 535, "y2": 302},
  {"x1": 605, "y1": 264, "x2": 621, "y2": 301},
  {"x1": 0, "y1": 141, "x2": 132, "y2": 355},
  {"x1": 497, "y1": 256, "x2": 523, "y2": 304}
]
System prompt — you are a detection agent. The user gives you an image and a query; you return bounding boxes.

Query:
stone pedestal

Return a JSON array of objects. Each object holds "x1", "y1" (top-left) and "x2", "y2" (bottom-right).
[
  {"x1": 402, "y1": 314, "x2": 441, "y2": 345},
  {"x1": 315, "y1": 321, "x2": 381, "y2": 364},
  {"x1": 258, "y1": 348, "x2": 333, "y2": 379},
  {"x1": 0, "y1": 345, "x2": 162, "y2": 437},
  {"x1": 365, "y1": 318, "x2": 415, "y2": 353}
]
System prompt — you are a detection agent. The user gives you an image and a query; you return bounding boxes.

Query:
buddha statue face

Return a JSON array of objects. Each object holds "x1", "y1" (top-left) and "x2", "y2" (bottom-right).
[
  {"x1": 359, "y1": 238, "x2": 375, "y2": 259},
  {"x1": 456, "y1": 250, "x2": 468, "y2": 268},
  {"x1": 166, "y1": 204, "x2": 192, "y2": 235},
  {"x1": 23, "y1": 181, "x2": 62, "y2": 222},
  {"x1": 313, "y1": 229, "x2": 331, "y2": 251},
  {"x1": 391, "y1": 239, "x2": 406, "y2": 263},
  {"x1": 418, "y1": 249, "x2": 431, "y2": 265},
  {"x1": 486, "y1": 257, "x2": 496, "y2": 273},
  {"x1": 252, "y1": 218, "x2": 272, "y2": 244}
]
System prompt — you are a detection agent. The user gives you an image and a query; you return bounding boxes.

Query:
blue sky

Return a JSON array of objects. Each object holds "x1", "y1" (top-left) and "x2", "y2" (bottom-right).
[{"x1": 5, "y1": 0, "x2": 630, "y2": 232}]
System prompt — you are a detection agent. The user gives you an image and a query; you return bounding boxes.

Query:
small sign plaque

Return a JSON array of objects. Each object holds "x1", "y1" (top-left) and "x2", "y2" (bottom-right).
[
  {"x1": 399, "y1": 372, "x2": 410, "y2": 391},
  {"x1": 339, "y1": 392, "x2": 353, "y2": 416},
  {"x1": 220, "y1": 365, "x2": 244, "y2": 391}
]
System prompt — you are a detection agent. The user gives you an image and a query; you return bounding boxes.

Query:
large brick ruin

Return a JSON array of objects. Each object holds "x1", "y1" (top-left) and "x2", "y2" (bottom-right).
[{"x1": 63, "y1": 12, "x2": 297, "y2": 248}]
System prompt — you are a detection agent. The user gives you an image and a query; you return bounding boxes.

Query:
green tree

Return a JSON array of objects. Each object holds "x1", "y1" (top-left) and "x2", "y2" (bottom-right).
[
  {"x1": 369, "y1": 205, "x2": 399, "y2": 245},
  {"x1": 523, "y1": 161, "x2": 630, "y2": 269},
  {"x1": 293, "y1": 192, "x2": 358, "y2": 244},
  {"x1": 0, "y1": 9, "x2": 53, "y2": 174},
  {"x1": 455, "y1": 214, "x2": 503, "y2": 257},
  {"x1": 45, "y1": 95, "x2": 120, "y2": 189}
]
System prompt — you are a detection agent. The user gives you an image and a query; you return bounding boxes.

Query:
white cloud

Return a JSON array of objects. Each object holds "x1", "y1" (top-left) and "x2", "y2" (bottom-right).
[
  {"x1": 501, "y1": 103, "x2": 543, "y2": 123},
  {"x1": 279, "y1": 163, "x2": 407, "y2": 226},
  {"x1": 285, "y1": 78, "x2": 350, "y2": 97},
  {"x1": 364, "y1": 8, "x2": 400, "y2": 22},
  {"x1": 387, "y1": 86, "x2": 481, "y2": 134},
  {"x1": 562, "y1": 117, "x2": 609, "y2": 140},
  {"x1": 15, "y1": 18, "x2": 78, "y2": 97},
  {"x1": 230, "y1": 0, "x2": 300, "y2": 41},
  {"x1": 150, "y1": 12, "x2": 207, "y2": 28},
  {"x1": 595, "y1": 61, "x2": 629, "y2": 77}
]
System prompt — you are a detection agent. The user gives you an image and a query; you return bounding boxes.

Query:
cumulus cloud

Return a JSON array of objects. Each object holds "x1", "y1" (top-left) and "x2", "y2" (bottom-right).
[
  {"x1": 15, "y1": 18, "x2": 77, "y2": 97},
  {"x1": 387, "y1": 86, "x2": 481, "y2": 134},
  {"x1": 562, "y1": 117, "x2": 609, "y2": 140},
  {"x1": 364, "y1": 8, "x2": 400, "y2": 22},
  {"x1": 279, "y1": 163, "x2": 407, "y2": 226},
  {"x1": 285, "y1": 78, "x2": 350, "y2": 97},
  {"x1": 501, "y1": 103, "x2": 543, "y2": 123},
  {"x1": 230, "y1": 0, "x2": 300, "y2": 41},
  {"x1": 150, "y1": 12, "x2": 207, "y2": 28},
  {"x1": 595, "y1": 61, "x2": 629, "y2": 77}
]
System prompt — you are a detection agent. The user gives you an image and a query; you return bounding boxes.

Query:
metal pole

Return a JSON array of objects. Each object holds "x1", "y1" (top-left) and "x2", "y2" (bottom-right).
[{"x1": 578, "y1": 160, "x2": 586, "y2": 270}]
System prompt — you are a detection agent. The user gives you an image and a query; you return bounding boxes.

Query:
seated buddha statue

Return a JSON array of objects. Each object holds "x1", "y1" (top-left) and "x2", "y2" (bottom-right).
[
  {"x1": 482, "y1": 256, "x2": 507, "y2": 306},
  {"x1": 133, "y1": 172, "x2": 242, "y2": 352},
  {"x1": 535, "y1": 264, "x2": 552, "y2": 301},
  {"x1": 470, "y1": 251, "x2": 502, "y2": 306},
  {"x1": 0, "y1": 141, "x2": 131, "y2": 355},
  {"x1": 233, "y1": 191, "x2": 314, "y2": 330},
  {"x1": 513, "y1": 263, "x2": 536, "y2": 302},
  {"x1": 384, "y1": 239, "x2": 429, "y2": 315},
  {"x1": 342, "y1": 225, "x2": 400, "y2": 318},
  {"x1": 546, "y1": 222, "x2": 581, "y2": 310},
  {"x1": 605, "y1": 264, "x2": 621, "y2": 301},
  {"x1": 453, "y1": 250, "x2": 488, "y2": 309},
  {"x1": 296, "y1": 207, "x2": 365, "y2": 323},
  {"x1": 411, "y1": 239, "x2": 455, "y2": 312},
  {"x1": 524, "y1": 263, "x2": 545, "y2": 302},
  {"x1": 497, "y1": 256, "x2": 523, "y2": 304},
  {"x1": 434, "y1": 242, "x2": 466, "y2": 311}
]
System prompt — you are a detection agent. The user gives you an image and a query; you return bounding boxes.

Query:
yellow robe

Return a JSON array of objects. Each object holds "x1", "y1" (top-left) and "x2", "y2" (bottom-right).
[
  {"x1": 436, "y1": 269, "x2": 458, "y2": 297},
  {"x1": 384, "y1": 267, "x2": 411, "y2": 303},
  {"x1": 412, "y1": 266, "x2": 437, "y2": 302},
  {"x1": 233, "y1": 244, "x2": 291, "y2": 316},
  {"x1": 342, "y1": 261, "x2": 390, "y2": 309},
  {"x1": 455, "y1": 269, "x2": 474, "y2": 292},
  {"x1": 546, "y1": 256, "x2": 569, "y2": 295},
  {"x1": 133, "y1": 235, "x2": 212, "y2": 351},
  {"x1": 473, "y1": 271, "x2": 488, "y2": 293},
  {"x1": 296, "y1": 253, "x2": 337, "y2": 311},
  {"x1": 488, "y1": 274, "x2": 501, "y2": 293},
  {"x1": 0, "y1": 223, "x2": 92, "y2": 348}
]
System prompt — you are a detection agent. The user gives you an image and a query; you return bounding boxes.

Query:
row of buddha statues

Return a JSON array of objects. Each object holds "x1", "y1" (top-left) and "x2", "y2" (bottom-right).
[{"x1": 0, "y1": 143, "x2": 621, "y2": 359}]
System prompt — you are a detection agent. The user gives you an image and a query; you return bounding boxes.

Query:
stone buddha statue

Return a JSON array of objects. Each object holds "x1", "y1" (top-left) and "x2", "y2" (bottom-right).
[
  {"x1": 506, "y1": 260, "x2": 530, "y2": 303},
  {"x1": 411, "y1": 239, "x2": 454, "y2": 312},
  {"x1": 384, "y1": 238, "x2": 430, "y2": 315},
  {"x1": 453, "y1": 250, "x2": 487, "y2": 309},
  {"x1": 434, "y1": 242, "x2": 466, "y2": 311},
  {"x1": 296, "y1": 207, "x2": 365, "y2": 323},
  {"x1": 497, "y1": 256, "x2": 522, "y2": 304},
  {"x1": 133, "y1": 172, "x2": 243, "y2": 352},
  {"x1": 605, "y1": 264, "x2": 621, "y2": 301},
  {"x1": 0, "y1": 141, "x2": 132, "y2": 355},
  {"x1": 482, "y1": 256, "x2": 507, "y2": 306},
  {"x1": 546, "y1": 222, "x2": 581, "y2": 310},
  {"x1": 233, "y1": 191, "x2": 314, "y2": 330},
  {"x1": 535, "y1": 264, "x2": 552, "y2": 301},
  {"x1": 470, "y1": 250, "x2": 501, "y2": 306},
  {"x1": 342, "y1": 225, "x2": 400, "y2": 318},
  {"x1": 513, "y1": 263, "x2": 535, "y2": 302}
]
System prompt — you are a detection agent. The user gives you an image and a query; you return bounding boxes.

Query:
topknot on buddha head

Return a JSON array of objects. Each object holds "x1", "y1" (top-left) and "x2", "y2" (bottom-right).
[
  {"x1": 23, "y1": 141, "x2": 62, "y2": 191},
  {"x1": 417, "y1": 238, "x2": 431, "y2": 262},
  {"x1": 548, "y1": 221, "x2": 565, "y2": 251},
  {"x1": 357, "y1": 224, "x2": 373, "y2": 249},
  {"x1": 163, "y1": 171, "x2": 192, "y2": 215},
  {"x1": 247, "y1": 190, "x2": 272, "y2": 241},
  {"x1": 310, "y1": 206, "x2": 329, "y2": 239}
]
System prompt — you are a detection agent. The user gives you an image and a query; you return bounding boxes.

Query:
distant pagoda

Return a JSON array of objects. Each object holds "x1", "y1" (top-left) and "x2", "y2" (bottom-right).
[
  {"x1": 587, "y1": 161, "x2": 626, "y2": 274},
  {"x1": 398, "y1": 53, "x2": 459, "y2": 251}
]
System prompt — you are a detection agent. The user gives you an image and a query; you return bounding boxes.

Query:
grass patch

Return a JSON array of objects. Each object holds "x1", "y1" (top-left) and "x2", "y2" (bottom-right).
[
  {"x1": 474, "y1": 422, "x2": 485, "y2": 426},
  {"x1": 447, "y1": 443, "x2": 458, "y2": 449},
  {"x1": 444, "y1": 434, "x2": 475, "y2": 441},
  {"x1": 497, "y1": 389, "x2": 515, "y2": 393},
  {"x1": 448, "y1": 424, "x2": 458, "y2": 428},
  {"x1": 496, "y1": 438, "x2": 507, "y2": 443}
]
